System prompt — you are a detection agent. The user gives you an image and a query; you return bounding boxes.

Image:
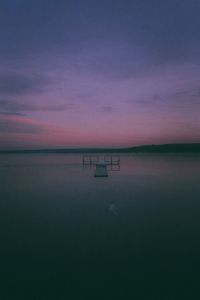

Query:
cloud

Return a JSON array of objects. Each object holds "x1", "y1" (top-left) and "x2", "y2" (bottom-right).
[
  {"x1": 0, "y1": 111, "x2": 25, "y2": 116},
  {"x1": 0, "y1": 74, "x2": 50, "y2": 95},
  {"x1": 0, "y1": 115, "x2": 44, "y2": 134},
  {"x1": 101, "y1": 106, "x2": 113, "y2": 112},
  {"x1": 0, "y1": 99, "x2": 74, "y2": 113}
]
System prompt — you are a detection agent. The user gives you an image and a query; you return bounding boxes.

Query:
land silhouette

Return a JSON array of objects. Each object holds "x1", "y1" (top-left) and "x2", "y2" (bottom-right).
[{"x1": 1, "y1": 143, "x2": 200, "y2": 154}]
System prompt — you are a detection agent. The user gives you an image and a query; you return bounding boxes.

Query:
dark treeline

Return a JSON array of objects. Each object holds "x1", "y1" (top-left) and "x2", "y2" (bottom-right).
[{"x1": 1, "y1": 143, "x2": 200, "y2": 154}]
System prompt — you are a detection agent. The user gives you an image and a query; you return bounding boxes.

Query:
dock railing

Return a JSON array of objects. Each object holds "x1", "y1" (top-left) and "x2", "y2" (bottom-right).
[
  {"x1": 82, "y1": 155, "x2": 99, "y2": 165},
  {"x1": 104, "y1": 155, "x2": 120, "y2": 165},
  {"x1": 82, "y1": 155, "x2": 120, "y2": 166}
]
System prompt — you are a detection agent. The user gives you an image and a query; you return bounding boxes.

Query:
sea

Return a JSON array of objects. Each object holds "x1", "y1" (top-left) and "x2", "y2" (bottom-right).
[{"x1": 1, "y1": 153, "x2": 200, "y2": 300}]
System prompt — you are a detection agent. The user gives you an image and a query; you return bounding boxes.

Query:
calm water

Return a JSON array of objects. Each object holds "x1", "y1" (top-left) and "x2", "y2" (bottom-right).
[{"x1": 1, "y1": 154, "x2": 200, "y2": 300}]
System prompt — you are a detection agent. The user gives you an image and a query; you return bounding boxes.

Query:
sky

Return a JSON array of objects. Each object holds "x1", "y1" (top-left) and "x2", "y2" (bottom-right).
[{"x1": 0, "y1": 0, "x2": 200, "y2": 149}]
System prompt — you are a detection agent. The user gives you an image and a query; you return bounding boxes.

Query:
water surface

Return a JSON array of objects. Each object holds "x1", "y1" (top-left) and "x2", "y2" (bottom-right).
[{"x1": 1, "y1": 154, "x2": 200, "y2": 299}]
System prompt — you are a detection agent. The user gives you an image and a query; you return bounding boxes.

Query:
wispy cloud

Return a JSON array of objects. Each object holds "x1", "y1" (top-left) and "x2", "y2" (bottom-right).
[
  {"x1": 0, "y1": 99, "x2": 74, "y2": 113},
  {"x1": 101, "y1": 105, "x2": 113, "y2": 113},
  {"x1": 0, "y1": 115, "x2": 45, "y2": 134},
  {"x1": 0, "y1": 74, "x2": 50, "y2": 95},
  {"x1": 0, "y1": 111, "x2": 25, "y2": 116}
]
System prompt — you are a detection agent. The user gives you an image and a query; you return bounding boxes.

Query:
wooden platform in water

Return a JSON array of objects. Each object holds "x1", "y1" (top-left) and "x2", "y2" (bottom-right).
[{"x1": 94, "y1": 162, "x2": 108, "y2": 177}]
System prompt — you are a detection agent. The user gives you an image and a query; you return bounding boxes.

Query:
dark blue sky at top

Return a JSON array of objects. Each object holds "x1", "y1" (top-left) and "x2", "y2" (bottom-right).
[{"x1": 1, "y1": 0, "x2": 199, "y2": 61}]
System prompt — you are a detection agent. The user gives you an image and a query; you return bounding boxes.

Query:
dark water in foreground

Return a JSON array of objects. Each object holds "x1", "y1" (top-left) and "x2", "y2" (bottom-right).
[{"x1": 1, "y1": 154, "x2": 200, "y2": 300}]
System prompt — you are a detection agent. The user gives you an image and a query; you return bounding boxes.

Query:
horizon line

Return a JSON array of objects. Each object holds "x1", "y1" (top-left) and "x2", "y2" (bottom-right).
[{"x1": 1, "y1": 142, "x2": 200, "y2": 153}]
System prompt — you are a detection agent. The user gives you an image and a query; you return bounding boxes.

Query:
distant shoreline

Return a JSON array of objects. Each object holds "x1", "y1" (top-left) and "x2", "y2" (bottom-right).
[{"x1": 1, "y1": 143, "x2": 200, "y2": 154}]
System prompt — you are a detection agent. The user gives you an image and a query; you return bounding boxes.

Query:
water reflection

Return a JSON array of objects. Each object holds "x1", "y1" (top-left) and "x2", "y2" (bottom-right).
[{"x1": 109, "y1": 203, "x2": 118, "y2": 216}]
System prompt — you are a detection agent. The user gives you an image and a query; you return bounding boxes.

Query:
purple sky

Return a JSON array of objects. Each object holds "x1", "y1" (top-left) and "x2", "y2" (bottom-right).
[{"x1": 1, "y1": 0, "x2": 200, "y2": 149}]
